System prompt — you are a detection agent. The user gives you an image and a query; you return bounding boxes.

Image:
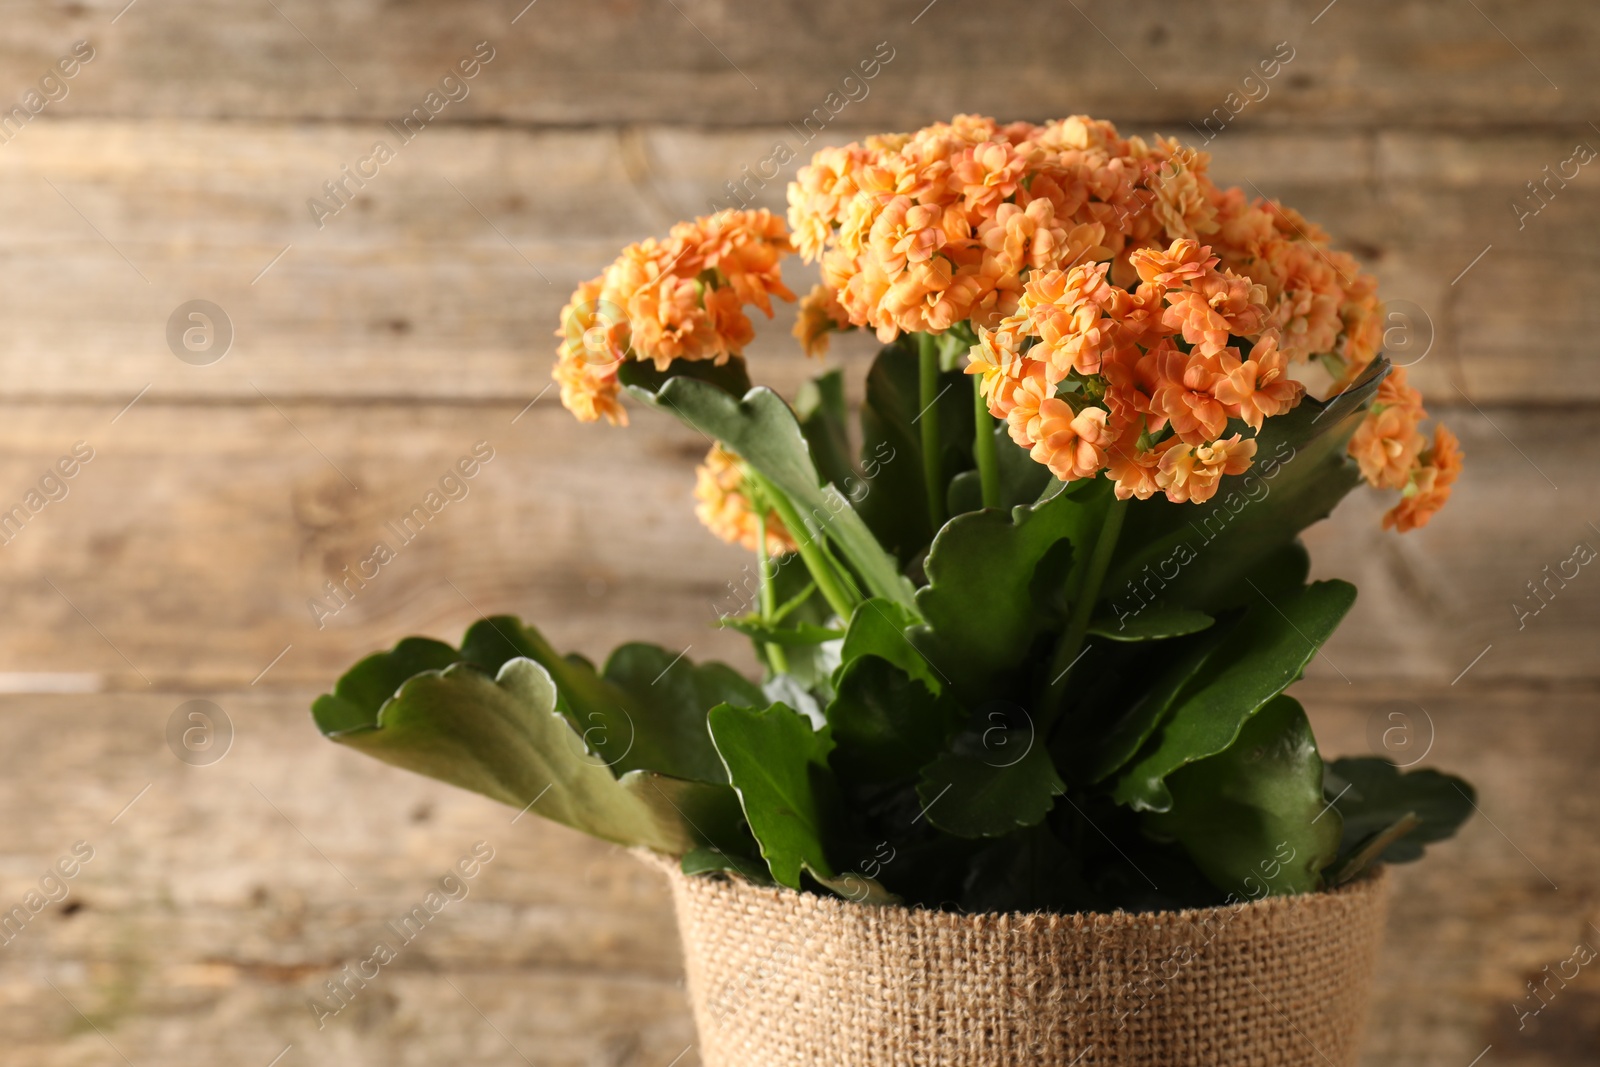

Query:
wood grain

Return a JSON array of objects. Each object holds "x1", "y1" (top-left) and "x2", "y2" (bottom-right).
[
  {"x1": 1, "y1": 0, "x2": 1589, "y2": 126},
  {"x1": 0, "y1": 687, "x2": 697, "y2": 1067}
]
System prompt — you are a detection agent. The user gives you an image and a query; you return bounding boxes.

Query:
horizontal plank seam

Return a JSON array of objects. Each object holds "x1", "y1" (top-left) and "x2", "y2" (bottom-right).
[
  {"x1": 24, "y1": 678, "x2": 1600, "y2": 700},
  {"x1": 0, "y1": 395, "x2": 1591, "y2": 414},
  {"x1": 13, "y1": 115, "x2": 1600, "y2": 137}
]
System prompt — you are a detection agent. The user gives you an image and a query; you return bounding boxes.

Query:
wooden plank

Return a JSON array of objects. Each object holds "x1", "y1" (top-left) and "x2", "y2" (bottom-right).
[
  {"x1": 1, "y1": 122, "x2": 1596, "y2": 404},
  {"x1": 0, "y1": 397, "x2": 1588, "y2": 690},
  {"x1": 0, "y1": 120, "x2": 877, "y2": 406},
  {"x1": 2, "y1": 1, "x2": 1591, "y2": 126},
  {"x1": 1303, "y1": 684, "x2": 1600, "y2": 1067},
  {"x1": 0, "y1": 681, "x2": 1593, "y2": 1065},
  {"x1": 0, "y1": 397, "x2": 757, "y2": 692},
  {"x1": 0, "y1": 688, "x2": 699, "y2": 1065}
]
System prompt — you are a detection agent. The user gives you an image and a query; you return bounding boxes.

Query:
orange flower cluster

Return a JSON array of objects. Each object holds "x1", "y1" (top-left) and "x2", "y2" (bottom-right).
[
  {"x1": 1348, "y1": 367, "x2": 1463, "y2": 531},
  {"x1": 693, "y1": 445, "x2": 796, "y2": 557},
  {"x1": 785, "y1": 113, "x2": 1454, "y2": 520},
  {"x1": 554, "y1": 209, "x2": 797, "y2": 425},
  {"x1": 969, "y1": 239, "x2": 1300, "y2": 504},
  {"x1": 554, "y1": 114, "x2": 1459, "y2": 541}
]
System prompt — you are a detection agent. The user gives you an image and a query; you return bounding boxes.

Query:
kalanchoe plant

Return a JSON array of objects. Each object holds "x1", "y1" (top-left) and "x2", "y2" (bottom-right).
[{"x1": 315, "y1": 115, "x2": 1473, "y2": 912}]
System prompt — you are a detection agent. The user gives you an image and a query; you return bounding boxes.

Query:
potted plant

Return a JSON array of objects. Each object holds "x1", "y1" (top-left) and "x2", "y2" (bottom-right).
[{"x1": 313, "y1": 114, "x2": 1473, "y2": 1066}]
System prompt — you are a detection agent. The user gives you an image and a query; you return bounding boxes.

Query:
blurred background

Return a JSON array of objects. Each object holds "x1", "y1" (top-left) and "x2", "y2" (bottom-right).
[{"x1": 0, "y1": 1, "x2": 1595, "y2": 1064}]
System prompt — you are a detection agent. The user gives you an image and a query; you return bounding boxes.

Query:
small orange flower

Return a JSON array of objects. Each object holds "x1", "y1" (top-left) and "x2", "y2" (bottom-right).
[
  {"x1": 1130, "y1": 238, "x2": 1217, "y2": 291},
  {"x1": 978, "y1": 200, "x2": 1070, "y2": 275},
  {"x1": 693, "y1": 445, "x2": 796, "y2": 556},
  {"x1": 1383, "y1": 425, "x2": 1462, "y2": 532},
  {"x1": 554, "y1": 277, "x2": 629, "y2": 425},
  {"x1": 1348, "y1": 367, "x2": 1427, "y2": 490},
  {"x1": 1160, "y1": 270, "x2": 1267, "y2": 358},
  {"x1": 1150, "y1": 342, "x2": 1230, "y2": 445},
  {"x1": 1145, "y1": 142, "x2": 1220, "y2": 242},
  {"x1": 627, "y1": 274, "x2": 717, "y2": 369},
  {"x1": 1105, "y1": 426, "x2": 1162, "y2": 501},
  {"x1": 1430, "y1": 423, "x2": 1463, "y2": 486},
  {"x1": 997, "y1": 363, "x2": 1054, "y2": 448},
  {"x1": 1213, "y1": 333, "x2": 1305, "y2": 431},
  {"x1": 793, "y1": 284, "x2": 851, "y2": 358},
  {"x1": 881, "y1": 257, "x2": 955, "y2": 337},
  {"x1": 553, "y1": 349, "x2": 626, "y2": 426},
  {"x1": 965, "y1": 325, "x2": 1028, "y2": 406},
  {"x1": 1029, "y1": 402, "x2": 1114, "y2": 482},
  {"x1": 1102, "y1": 342, "x2": 1164, "y2": 430},
  {"x1": 870, "y1": 196, "x2": 949, "y2": 279},
  {"x1": 951, "y1": 141, "x2": 1029, "y2": 212},
  {"x1": 1155, "y1": 434, "x2": 1258, "y2": 504},
  {"x1": 1016, "y1": 262, "x2": 1117, "y2": 378},
  {"x1": 1255, "y1": 238, "x2": 1345, "y2": 363}
]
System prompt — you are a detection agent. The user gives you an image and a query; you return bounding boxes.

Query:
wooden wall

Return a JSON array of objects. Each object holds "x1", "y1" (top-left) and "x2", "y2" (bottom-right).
[{"x1": 0, "y1": 2, "x2": 1596, "y2": 1063}]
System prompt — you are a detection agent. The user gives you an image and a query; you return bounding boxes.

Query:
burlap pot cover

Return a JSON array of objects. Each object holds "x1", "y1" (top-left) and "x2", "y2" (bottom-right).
[{"x1": 659, "y1": 860, "x2": 1390, "y2": 1067}]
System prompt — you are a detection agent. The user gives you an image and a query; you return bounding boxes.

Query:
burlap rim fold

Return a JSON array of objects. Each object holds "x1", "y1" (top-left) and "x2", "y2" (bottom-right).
[{"x1": 650, "y1": 854, "x2": 1390, "y2": 1067}]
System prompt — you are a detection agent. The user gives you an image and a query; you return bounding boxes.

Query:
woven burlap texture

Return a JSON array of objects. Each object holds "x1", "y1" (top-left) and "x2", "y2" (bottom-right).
[{"x1": 659, "y1": 860, "x2": 1389, "y2": 1067}]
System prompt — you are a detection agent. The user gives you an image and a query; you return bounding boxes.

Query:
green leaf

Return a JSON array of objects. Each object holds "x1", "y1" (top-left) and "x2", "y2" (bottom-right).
[
  {"x1": 624, "y1": 373, "x2": 917, "y2": 613},
  {"x1": 912, "y1": 479, "x2": 1105, "y2": 692},
  {"x1": 826, "y1": 656, "x2": 962, "y2": 785},
  {"x1": 708, "y1": 702, "x2": 844, "y2": 889},
  {"x1": 1327, "y1": 814, "x2": 1421, "y2": 886},
  {"x1": 855, "y1": 341, "x2": 974, "y2": 561},
  {"x1": 1079, "y1": 624, "x2": 1233, "y2": 785},
  {"x1": 917, "y1": 726, "x2": 1065, "y2": 838},
  {"x1": 616, "y1": 353, "x2": 753, "y2": 398},
  {"x1": 680, "y1": 846, "x2": 774, "y2": 885},
  {"x1": 1088, "y1": 605, "x2": 1214, "y2": 642},
  {"x1": 808, "y1": 869, "x2": 901, "y2": 906},
  {"x1": 458, "y1": 617, "x2": 737, "y2": 785},
  {"x1": 947, "y1": 469, "x2": 984, "y2": 517},
  {"x1": 835, "y1": 597, "x2": 943, "y2": 694},
  {"x1": 1110, "y1": 579, "x2": 1357, "y2": 812},
  {"x1": 720, "y1": 616, "x2": 844, "y2": 646},
  {"x1": 992, "y1": 425, "x2": 1052, "y2": 503},
  {"x1": 857, "y1": 343, "x2": 930, "y2": 562},
  {"x1": 1324, "y1": 757, "x2": 1476, "y2": 866},
  {"x1": 601, "y1": 642, "x2": 767, "y2": 784},
  {"x1": 795, "y1": 368, "x2": 857, "y2": 495},
  {"x1": 1143, "y1": 695, "x2": 1341, "y2": 897},
  {"x1": 641, "y1": 772, "x2": 758, "y2": 856},
  {"x1": 1106, "y1": 359, "x2": 1387, "y2": 612},
  {"x1": 311, "y1": 637, "x2": 464, "y2": 735},
  {"x1": 315, "y1": 658, "x2": 744, "y2": 854}
]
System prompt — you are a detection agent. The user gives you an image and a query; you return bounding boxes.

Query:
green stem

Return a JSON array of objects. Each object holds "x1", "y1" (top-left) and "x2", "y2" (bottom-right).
[
  {"x1": 750, "y1": 469, "x2": 857, "y2": 621},
  {"x1": 753, "y1": 507, "x2": 788, "y2": 675},
  {"x1": 917, "y1": 332, "x2": 945, "y2": 531},
  {"x1": 1042, "y1": 494, "x2": 1129, "y2": 724},
  {"x1": 972, "y1": 373, "x2": 1001, "y2": 509}
]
